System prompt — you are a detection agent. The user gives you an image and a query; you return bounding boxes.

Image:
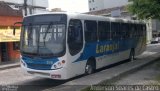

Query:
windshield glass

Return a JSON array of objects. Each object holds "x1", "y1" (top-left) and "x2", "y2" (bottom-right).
[{"x1": 21, "y1": 14, "x2": 67, "y2": 57}]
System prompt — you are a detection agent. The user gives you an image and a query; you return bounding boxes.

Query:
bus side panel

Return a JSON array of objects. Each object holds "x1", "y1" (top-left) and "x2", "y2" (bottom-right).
[
  {"x1": 96, "y1": 50, "x2": 130, "y2": 69},
  {"x1": 67, "y1": 60, "x2": 86, "y2": 78},
  {"x1": 64, "y1": 46, "x2": 87, "y2": 79},
  {"x1": 95, "y1": 38, "x2": 134, "y2": 69}
]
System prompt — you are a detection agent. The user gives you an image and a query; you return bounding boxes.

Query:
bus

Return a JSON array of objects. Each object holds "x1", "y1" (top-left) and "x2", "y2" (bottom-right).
[{"x1": 19, "y1": 12, "x2": 146, "y2": 80}]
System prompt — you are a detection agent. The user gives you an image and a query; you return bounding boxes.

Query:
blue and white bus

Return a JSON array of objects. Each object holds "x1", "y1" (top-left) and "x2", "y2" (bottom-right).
[{"x1": 19, "y1": 12, "x2": 146, "y2": 79}]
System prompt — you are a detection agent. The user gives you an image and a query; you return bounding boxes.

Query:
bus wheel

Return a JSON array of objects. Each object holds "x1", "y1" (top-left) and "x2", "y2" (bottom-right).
[
  {"x1": 85, "y1": 59, "x2": 95, "y2": 75},
  {"x1": 129, "y1": 49, "x2": 135, "y2": 61}
]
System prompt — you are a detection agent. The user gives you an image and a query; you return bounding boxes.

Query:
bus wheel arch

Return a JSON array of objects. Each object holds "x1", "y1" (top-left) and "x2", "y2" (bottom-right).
[{"x1": 85, "y1": 57, "x2": 96, "y2": 75}]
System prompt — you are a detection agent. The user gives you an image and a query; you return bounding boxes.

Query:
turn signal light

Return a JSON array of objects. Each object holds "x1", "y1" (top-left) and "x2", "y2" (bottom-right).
[{"x1": 62, "y1": 60, "x2": 65, "y2": 64}]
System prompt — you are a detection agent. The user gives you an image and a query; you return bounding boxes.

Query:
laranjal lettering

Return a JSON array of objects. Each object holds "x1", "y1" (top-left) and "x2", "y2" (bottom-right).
[{"x1": 96, "y1": 43, "x2": 119, "y2": 54}]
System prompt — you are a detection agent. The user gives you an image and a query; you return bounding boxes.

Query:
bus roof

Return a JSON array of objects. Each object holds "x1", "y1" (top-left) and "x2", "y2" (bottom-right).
[{"x1": 25, "y1": 12, "x2": 145, "y2": 24}]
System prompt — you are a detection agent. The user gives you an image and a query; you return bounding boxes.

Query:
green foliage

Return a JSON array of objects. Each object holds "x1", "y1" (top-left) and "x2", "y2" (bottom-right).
[{"x1": 127, "y1": 0, "x2": 160, "y2": 20}]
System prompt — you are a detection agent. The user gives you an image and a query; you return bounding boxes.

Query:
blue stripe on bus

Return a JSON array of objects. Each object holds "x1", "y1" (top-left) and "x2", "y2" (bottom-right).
[
  {"x1": 73, "y1": 38, "x2": 139, "y2": 63},
  {"x1": 22, "y1": 56, "x2": 59, "y2": 70}
]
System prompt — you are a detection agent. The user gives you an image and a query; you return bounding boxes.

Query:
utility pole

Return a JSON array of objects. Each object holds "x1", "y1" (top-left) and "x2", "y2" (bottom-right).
[{"x1": 24, "y1": 0, "x2": 27, "y2": 16}]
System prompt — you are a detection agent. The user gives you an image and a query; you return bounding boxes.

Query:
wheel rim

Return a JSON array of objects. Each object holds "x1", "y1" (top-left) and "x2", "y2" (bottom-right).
[
  {"x1": 131, "y1": 54, "x2": 134, "y2": 61},
  {"x1": 86, "y1": 64, "x2": 93, "y2": 74},
  {"x1": 130, "y1": 50, "x2": 134, "y2": 61}
]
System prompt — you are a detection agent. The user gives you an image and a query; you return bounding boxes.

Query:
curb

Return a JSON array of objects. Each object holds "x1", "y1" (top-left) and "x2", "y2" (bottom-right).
[{"x1": 0, "y1": 63, "x2": 20, "y2": 70}]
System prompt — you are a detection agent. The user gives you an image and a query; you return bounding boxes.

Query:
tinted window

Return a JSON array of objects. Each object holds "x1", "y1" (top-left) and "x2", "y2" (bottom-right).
[
  {"x1": 84, "y1": 20, "x2": 97, "y2": 42},
  {"x1": 98, "y1": 21, "x2": 110, "y2": 41},
  {"x1": 23, "y1": 14, "x2": 67, "y2": 25},
  {"x1": 111, "y1": 22, "x2": 120, "y2": 40},
  {"x1": 68, "y1": 19, "x2": 83, "y2": 56},
  {"x1": 121, "y1": 23, "x2": 130, "y2": 39}
]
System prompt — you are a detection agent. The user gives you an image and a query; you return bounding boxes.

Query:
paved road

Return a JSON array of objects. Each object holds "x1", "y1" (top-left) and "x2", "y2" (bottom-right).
[{"x1": 0, "y1": 43, "x2": 160, "y2": 91}]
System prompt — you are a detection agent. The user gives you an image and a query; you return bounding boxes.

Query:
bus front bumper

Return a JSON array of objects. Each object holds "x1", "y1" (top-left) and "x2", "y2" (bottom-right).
[{"x1": 21, "y1": 64, "x2": 68, "y2": 80}]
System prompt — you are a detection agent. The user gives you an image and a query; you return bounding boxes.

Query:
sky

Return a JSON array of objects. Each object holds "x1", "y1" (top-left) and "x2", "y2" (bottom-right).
[{"x1": 48, "y1": 0, "x2": 89, "y2": 13}]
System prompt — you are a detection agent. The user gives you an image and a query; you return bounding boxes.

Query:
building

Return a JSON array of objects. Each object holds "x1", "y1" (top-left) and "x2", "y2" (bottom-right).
[
  {"x1": 150, "y1": 19, "x2": 160, "y2": 38},
  {"x1": 0, "y1": 0, "x2": 48, "y2": 63},
  {"x1": 87, "y1": 6, "x2": 132, "y2": 19},
  {"x1": 0, "y1": 1, "x2": 22, "y2": 62},
  {"x1": 0, "y1": 0, "x2": 49, "y2": 16},
  {"x1": 88, "y1": 0, "x2": 128, "y2": 11}
]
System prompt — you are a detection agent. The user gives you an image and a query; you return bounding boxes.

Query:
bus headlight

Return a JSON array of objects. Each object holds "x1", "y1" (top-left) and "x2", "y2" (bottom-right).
[{"x1": 52, "y1": 60, "x2": 65, "y2": 69}]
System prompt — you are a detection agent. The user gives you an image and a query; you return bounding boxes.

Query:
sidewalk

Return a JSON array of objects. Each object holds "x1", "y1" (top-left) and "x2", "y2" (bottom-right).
[{"x1": 0, "y1": 60, "x2": 20, "y2": 70}]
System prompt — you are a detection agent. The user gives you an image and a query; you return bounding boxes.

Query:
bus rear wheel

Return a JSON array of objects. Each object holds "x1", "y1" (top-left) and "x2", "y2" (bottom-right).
[
  {"x1": 85, "y1": 59, "x2": 95, "y2": 75},
  {"x1": 129, "y1": 49, "x2": 135, "y2": 61}
]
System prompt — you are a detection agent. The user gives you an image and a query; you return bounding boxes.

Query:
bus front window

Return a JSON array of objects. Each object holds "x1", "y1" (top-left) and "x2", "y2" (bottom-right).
[{"x1": 21, "y1": 15, "x2": 67, "y2": 57}]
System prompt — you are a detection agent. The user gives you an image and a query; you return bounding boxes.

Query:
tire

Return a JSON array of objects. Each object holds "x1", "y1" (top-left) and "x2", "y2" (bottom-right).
[
  {"x1": 129, "y1": 49, "x2": 135, "y2": 61},
  {"x1": 85, "y1": 60, "x2": 95, "y2": 75}
]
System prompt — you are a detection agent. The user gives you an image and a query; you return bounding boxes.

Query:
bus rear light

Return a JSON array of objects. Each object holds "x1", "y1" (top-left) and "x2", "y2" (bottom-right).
[{"x1": 51, "y1": 74, "x2": 61, "y2": 78}]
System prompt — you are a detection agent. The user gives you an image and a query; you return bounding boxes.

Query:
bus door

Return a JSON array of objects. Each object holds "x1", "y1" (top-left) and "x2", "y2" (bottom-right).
[
  {"x1": 68, "y1": 19, "x2": 83, "y2": 57},
  {"x1": 67, "y1": 19, "x2": 84, "y2": 74}
]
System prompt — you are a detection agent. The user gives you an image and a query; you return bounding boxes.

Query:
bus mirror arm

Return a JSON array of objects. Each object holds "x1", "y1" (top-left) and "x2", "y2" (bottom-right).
[
  {"x1": 13, "y1": 28, "x2": 16, "y2": 35},
  {"x1": 13, "y1": 22, "x2": 22, "y2": 35}
]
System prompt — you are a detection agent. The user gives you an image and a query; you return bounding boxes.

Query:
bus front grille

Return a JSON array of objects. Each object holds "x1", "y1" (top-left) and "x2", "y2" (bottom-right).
[{"x1": 27, "y1": 63, "x2": 52, "y2": 70}]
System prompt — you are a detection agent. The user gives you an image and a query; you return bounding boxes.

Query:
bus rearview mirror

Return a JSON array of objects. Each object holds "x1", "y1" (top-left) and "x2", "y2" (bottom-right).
[
  {"x1": 13, "y1": 28, "x2": 16, "y2": 35},
  {"x1": 13, "y1": 22, "x2": 22, "y2": 36}
]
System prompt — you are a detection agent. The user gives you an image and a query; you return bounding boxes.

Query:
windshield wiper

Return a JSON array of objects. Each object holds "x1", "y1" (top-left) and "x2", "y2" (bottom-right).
[
  {"x1": 28, "y1": 23, "x2": 33, "y2": 46},
  {"x1": 43, "y1": 22, "x2": 53, "y2": 40}
]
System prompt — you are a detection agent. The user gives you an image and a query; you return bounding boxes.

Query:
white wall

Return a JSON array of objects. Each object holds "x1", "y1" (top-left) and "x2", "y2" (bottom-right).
[
  {"x1": 0, "y1": 0, "x2": 48, "y2": 8},
  {"x1": 31, "y1": 0, "x2": 48, "y2": 8},
  {"x1": 89, "y1": 0, "x2": 104, "y2": 11},
  {"x1": 0, "y1": 0, "x2": 23, "y2": 4},
  {"x1": 0, "y1": 0, "x2": 49, "y2": 16},
  {"x1": 88, "y1": 0, "x2": 128, "y2": 11},
  {"x1": 104, "y1": 0, "x2": 128, "y2": 9}
]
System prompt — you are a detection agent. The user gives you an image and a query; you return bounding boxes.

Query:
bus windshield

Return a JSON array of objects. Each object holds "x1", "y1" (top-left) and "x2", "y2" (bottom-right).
[{"x1": 21, "y1": 14, "x2": 67, "y2": 57}]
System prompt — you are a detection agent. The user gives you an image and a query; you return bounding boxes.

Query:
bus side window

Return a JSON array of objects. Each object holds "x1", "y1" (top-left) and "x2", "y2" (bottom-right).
[
  {"x1": 68, "y1": 19, "x2": 83, "y2": 56},
  {"x1": 98, "y1": 21, "x2": 110, "y2": 41},
  {"x1": 111, "y1": 22, "x2": 120, "y2": 40},
  {"x1": 84, "y1": 20, "x2": 97, "y2": 42}
]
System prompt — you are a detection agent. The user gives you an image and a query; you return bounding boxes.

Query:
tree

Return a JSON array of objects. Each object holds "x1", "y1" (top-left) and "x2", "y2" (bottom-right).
[{"x1": 127, "y1": 0, "x2": 160, "y2": 20}]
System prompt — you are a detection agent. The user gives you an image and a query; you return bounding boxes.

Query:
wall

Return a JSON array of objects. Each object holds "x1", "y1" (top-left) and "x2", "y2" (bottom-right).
[
  {"x1": 0, "y1": 0, "x2": 49, "y2": 16},
  {"x1": 89, "y1": 0, "x2": 104, "y2": 11},
  {"x1": 104, "y1": 0, "x2": 128, "y2": 9},
  {"x1": 88, "y1": 0, "x2": 128, "y2": 11},
  {"x1": 0, "y1": 0, "x2": 48, "y2": 7},
  {"x1": 0, "y1": 0, "x2": 23, "y2": 4},
  {"x1": 0, "y1": 16, "x2": 22, "y2": 26},
  {"x1": 8, "y1": 42, "x2": 20, "y2": 61}
]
